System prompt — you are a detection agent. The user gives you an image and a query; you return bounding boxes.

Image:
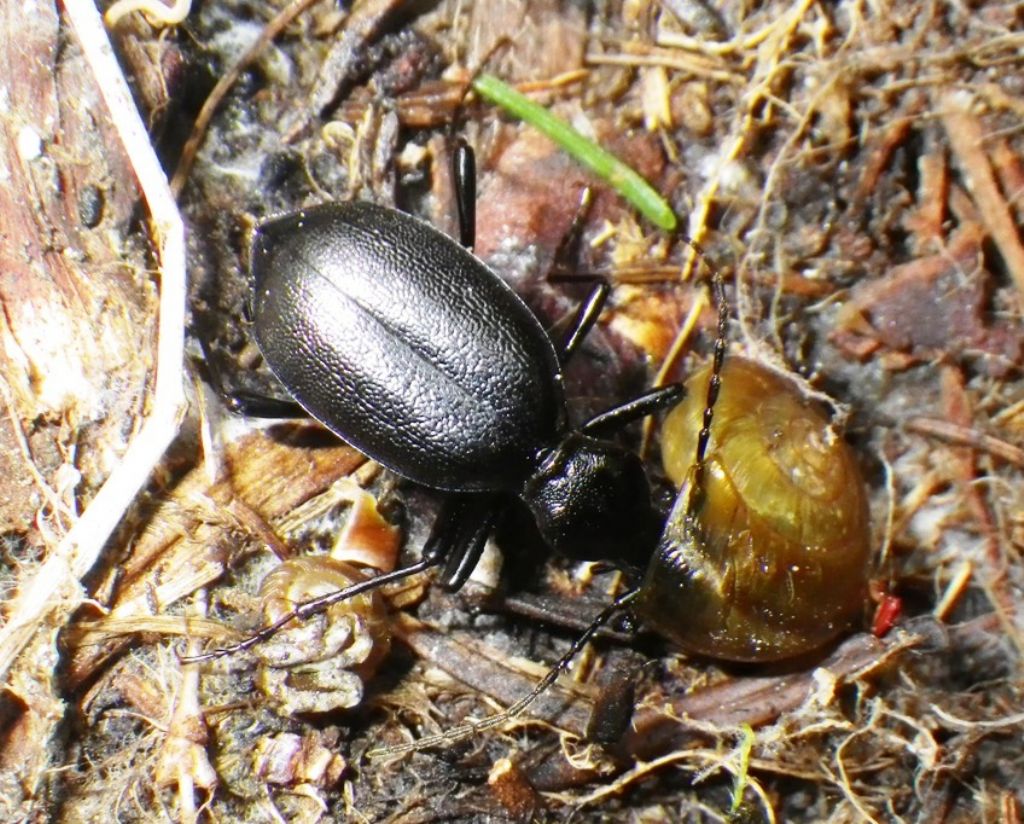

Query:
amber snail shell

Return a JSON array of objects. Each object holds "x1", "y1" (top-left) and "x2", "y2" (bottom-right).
[{"x1": 637, "y1": 357, "x2": 872, "y2": 662}]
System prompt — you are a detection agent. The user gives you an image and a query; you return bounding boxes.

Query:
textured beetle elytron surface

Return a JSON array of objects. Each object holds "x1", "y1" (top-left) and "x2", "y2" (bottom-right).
[{"x1": 251, "y1": 202, "x2": 563, "y2": 492}]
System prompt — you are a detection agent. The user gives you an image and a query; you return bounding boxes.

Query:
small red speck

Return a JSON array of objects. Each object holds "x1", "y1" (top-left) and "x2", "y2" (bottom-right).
[{"x1": 872, "y1": 593, "x2": 902, "y2": 637}]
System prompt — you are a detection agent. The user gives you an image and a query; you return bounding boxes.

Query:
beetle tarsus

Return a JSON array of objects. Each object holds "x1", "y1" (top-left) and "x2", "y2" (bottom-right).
[{"x1": 550, "y1": 186, "x2": 595, "y2": 274}]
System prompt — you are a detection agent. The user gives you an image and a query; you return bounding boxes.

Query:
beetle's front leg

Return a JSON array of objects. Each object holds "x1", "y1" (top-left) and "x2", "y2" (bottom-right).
[{"x1": 424, "y1": 494, "x2": 501, "y2": 592}]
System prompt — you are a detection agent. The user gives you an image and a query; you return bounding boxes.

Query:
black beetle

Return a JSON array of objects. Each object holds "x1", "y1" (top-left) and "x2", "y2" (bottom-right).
[{"x1": 188, "y1": 144, "x2": 683, "y2": 661}]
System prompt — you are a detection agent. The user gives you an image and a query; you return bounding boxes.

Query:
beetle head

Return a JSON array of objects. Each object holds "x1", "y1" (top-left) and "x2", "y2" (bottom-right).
[{"x1": 521, "y1": 433, "x2": 659, "y2": 569}]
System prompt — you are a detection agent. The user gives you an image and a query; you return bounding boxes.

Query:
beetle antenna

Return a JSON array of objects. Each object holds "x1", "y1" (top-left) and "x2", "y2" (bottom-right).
[
  {"x1": 179, "y1": 557, "x2": 440, "y2": 664},
  {"x1": 687, "y1": 238, "x2": 728, "y2": 469},
  {"x1": 367, "y1": 588, "x2": 641, "y2": 758},
  {"x1": 673, "y1": 234, "x2": 729, "y2": 524}
]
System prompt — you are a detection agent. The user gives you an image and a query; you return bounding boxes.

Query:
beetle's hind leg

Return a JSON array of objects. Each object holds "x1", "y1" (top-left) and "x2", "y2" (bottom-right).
[
  {"x1": 220, "y1": 389, "x2": 307, "y2": 419},
  {"x1": 551, "y1": 281, "x2": 611, "y2": 364},
  {"x1": 198, "y1": 336, "x2": 309, "y2": 419},
  {"x1": 550, "y1": 185, "x2": 595, "y2": 276}
]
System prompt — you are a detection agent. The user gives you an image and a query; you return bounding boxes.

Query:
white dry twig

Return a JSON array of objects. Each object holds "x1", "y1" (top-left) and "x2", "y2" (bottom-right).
[{"x1": 0, "y1": 0, "x2": 185, "y2": 681}]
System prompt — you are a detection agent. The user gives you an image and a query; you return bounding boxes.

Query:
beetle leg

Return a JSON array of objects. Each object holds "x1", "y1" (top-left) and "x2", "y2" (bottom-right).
[
  {"x1": 222, "y1": 390, "x2": 308, "y2": 419},
  {"x1": 581, "y1": 383, "x2": 684, "y2": 436},
  {"x1": 452, "y1": 138, "x2": 476, "y2": 249},
  {"x1": 200, "y1": 334, "x2": 309, "y2": 420},
  {"x1": 424, "y1": 494, "x2": 501, "y2": 592},
  {"x1": 554, "y1": 281, "x2": 611, "y2": 364},
  {"x1": 550, "y1": 186, "x2": 595, "y2": 274}
]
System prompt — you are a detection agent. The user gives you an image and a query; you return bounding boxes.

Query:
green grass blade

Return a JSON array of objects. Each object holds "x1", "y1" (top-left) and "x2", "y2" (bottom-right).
[{"x1": 471, "y1": 73, "x2": 678, "y2": 232}]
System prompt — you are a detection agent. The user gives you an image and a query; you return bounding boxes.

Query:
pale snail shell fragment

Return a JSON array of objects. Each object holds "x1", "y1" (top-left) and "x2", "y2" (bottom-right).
[
  {"x1": 255, "y1": 557, "x2": 392, "y2": 714},
  {"x1": 638, "y1": 357, "x2": 872, "y2": 662},
  {"x1": 254, "y1": 487, "x2": 397, "y2": 715}
]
